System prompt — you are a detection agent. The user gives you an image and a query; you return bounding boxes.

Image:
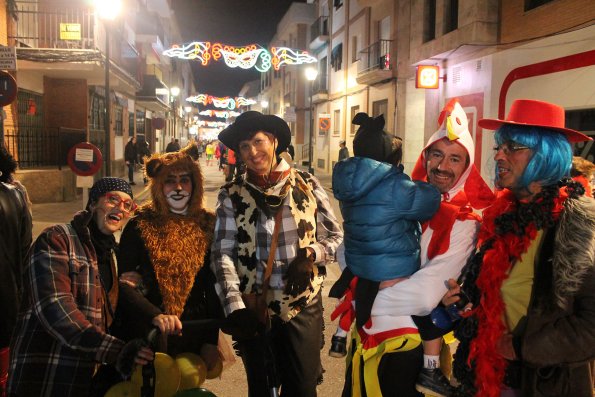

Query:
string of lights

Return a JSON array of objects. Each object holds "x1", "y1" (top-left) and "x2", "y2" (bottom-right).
[{"x1": 186, "y1": 94, "x2": 256, "y2": 109}]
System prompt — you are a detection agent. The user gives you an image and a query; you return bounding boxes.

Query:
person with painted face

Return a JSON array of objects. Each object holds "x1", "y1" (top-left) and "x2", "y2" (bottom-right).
[
  {"x1": 211, "y1": 111, "x2": 343, "y2": 397},
  {"x1": 7, "y1": 177, "x2": 153, "y2": 397},
  {"x1": 113, "y1": 144, "x2": 223, "y2": 380}
]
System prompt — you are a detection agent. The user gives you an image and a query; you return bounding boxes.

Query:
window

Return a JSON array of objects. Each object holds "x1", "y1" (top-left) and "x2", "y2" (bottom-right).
[
  {"x1": 90, "y1": 93, "x2": 105, "y2": 130},
  {"x1": 423, "y1": 0, "x2": 436, "y2": 43},
  {"x1": 136, "y1": 109, "x2": 145, "y2": 135},
  {"x1": 372, "y1": 99, "x2": 388, "y2": 119},
  {"x1": 128, "y1": 112, "x2": 135, "y2": 136},
  {"x1": 444, "y1": 0, "x2": 458, "y2": 33},
  {"x1": 114, "y1": 105, "x2": 123, "y2": 136},
  {"x1": 333, "y1": 109, "x2": 341, "y2": 136},
  {"x1": 567, "y1": 108, "x2": 595, "y2": 162},
  {"x1": 331, "y1": 43, "x2": 343, "y2": 71},
  {"x1": 350, "y1": 105, "x2": 360, "y2": 136},
  {"x1": 525, "y1": 0, "x2": 554, "y2": 11},
  {"x1": 351, "y1": 35, "x2": 359, "y2": 63},
  {"x1": 334, "y1": 0, "x2": 343, "y2": 10}
]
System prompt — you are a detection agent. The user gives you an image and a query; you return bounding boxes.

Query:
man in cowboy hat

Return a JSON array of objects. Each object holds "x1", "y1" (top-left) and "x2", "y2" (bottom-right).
[
  {"x1": 211, "y1": 111, "x2": 343, "y2": 396},
  {"x1": 444, "y1": 99, "x2": 595, "y2": 397}
]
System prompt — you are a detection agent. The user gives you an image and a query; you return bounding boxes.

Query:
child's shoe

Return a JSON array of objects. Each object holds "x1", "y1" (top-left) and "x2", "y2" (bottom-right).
[
  {"x1": 328, "y1": 335, "x2": 347, "y2": 358},
  {"x1": 415, "y1": 367, "x2": 455, "y2": 397}
]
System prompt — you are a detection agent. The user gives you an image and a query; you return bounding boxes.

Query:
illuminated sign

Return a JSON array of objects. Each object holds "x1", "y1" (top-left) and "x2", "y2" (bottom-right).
[
  {"x1": 416, "y1": 65, "x2": 440, "y2": 89},
  {"x1": 60, "y1": 23, "x2": 81, "y2": 40}
]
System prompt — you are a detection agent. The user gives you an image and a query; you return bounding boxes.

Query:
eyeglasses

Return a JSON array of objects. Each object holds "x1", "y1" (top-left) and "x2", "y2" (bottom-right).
[
  {"x1": 105, "y1": 192, "x2": 137, "y2": 213},
  {"x1": 493, "y1": 141, "x2": 531, "y2": 156}
]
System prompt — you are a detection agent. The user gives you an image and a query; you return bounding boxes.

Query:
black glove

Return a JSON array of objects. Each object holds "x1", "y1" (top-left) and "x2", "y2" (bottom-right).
[
  {"x1": 221, "y1": 308, "x2": 259, "y2": 340},
  {"x1": 284, "y1": 248, "x2": 315, "y2": 297},
  {"x1": 115, "y1": 338, "x2": 148, "y2": 378}
]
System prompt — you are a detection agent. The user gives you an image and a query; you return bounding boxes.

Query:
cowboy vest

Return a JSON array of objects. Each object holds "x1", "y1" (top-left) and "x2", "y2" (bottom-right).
[{"x1": 226, "y1": 169, "x2": 325, "y2": 322}]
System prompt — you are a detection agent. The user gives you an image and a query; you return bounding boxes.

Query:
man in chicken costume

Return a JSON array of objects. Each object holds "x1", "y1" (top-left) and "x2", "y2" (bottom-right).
[
  {"x1": 115, "y1": 143, "x2": 223, "y2": 373},
  {"x1": 340, "y1": 99, "x2": 495, "y2": 397}
]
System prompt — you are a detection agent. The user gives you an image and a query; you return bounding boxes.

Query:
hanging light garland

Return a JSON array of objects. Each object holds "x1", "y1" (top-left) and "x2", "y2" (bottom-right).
[
  {"x1": 198, "y1": 109, "x2": 241, "y2": 119},
  {"x1": 163, "y1": 41, "x2": 317, "y2": 72},
  {"x1": 186, "y1": 94, "x2": 256, "y2": 109}
]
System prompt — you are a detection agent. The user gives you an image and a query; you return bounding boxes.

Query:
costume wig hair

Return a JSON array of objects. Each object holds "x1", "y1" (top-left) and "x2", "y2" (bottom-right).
[
  {"x1": 495, "y1": 124, "x2": 572, "y2": 190},
  {"x1": 144, "y1": 143, "x2": 204, "y2": 216}
]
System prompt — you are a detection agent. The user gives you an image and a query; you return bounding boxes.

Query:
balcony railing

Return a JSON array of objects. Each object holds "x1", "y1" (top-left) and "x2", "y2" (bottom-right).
[
  {"x1": 313, "y1": 75, "x2": 328, "y2": 94},
  {"x1": 8, "y1": 1, "x2": 96, "y2": 49},
  {"x1": 358, "y1": 39, "x2": 393, "y2": 74},
  {"x1": 310, "y1": 16, "x2": 329, "y2": 41}
]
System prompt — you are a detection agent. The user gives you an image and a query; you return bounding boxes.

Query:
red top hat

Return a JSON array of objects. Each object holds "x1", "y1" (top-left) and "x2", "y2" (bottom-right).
[{"x1": 478, "y1": 99, "x2": 591, "y2": 143}]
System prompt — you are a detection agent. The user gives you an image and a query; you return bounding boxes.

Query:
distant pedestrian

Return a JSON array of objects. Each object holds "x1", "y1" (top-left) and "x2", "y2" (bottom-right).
[
  {"x1": 166, "y1": 138, "x2": 181, "y2": 153},
  {"x1": 287, "y1": 143, "x2": 295, "y2": 160},
  {"x1": 137, "y1": 140, "x2": 152, "y2": 185},
  {"x1": 0, "y1": 146, "x2": 32, "y2": 397},
  {"x1": 338, "y1": 140, "x2": 349, "y2": 162},
  {"x1": 124, "y1": 136, "x2": 137, "y2": 185},
  {"x1": 8, "y1": 177, "x2": 153, "y2": 397},
  {"x1": 571, "y1": 156, "x2": 595, "y2": 197},
  {"x1": 225, "y1": 148, "x2": 237, "y2": 182},
  {"x1": 205, "y1": 142, "x2": 215, "y2": 166}
]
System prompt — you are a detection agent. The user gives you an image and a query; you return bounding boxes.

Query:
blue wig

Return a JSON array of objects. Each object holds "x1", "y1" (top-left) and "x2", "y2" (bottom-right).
[{"x1": 494, "y1": 124, "x2": 572, "y2": 190}]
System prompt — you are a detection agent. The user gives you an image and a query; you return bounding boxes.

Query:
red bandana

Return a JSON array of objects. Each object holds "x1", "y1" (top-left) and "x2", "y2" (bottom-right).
[
  {"x1": 247, "y1": 168, "x2": 291, "y2": 189},
  {"x1": 469, "y1": 188, "x2": 568, "y2": 397}
]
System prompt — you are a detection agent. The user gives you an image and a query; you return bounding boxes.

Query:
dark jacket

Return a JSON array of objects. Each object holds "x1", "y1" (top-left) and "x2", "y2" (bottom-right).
[
  {"x1": 0, "y1": 182, "x2": 32, "y2": 347},
  {"x1": 124, "y1": 140, "x2": 137, "y2": 163},
  {"x1": 8, "y1": 211, "x2": 124, "y2": 397},
  {"x1": 513, "y1": 196, "x2": 595, "y2": 397}
]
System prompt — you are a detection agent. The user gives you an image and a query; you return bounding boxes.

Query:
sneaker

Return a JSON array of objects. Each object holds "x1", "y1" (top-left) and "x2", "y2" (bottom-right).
[
  {"x1": 328, "y1": 335, "x2": 347, "y2": 358},
  {"x1": 415, "y1": 368, "x2": 455, "y2": 397}
]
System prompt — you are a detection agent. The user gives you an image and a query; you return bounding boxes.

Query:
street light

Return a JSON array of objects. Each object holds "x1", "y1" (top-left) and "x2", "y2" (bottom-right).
[
  {"x1": 170, "y1": 86, "x2": 180, "y2": 139},
  {"x1": 305, "y1": 66, "x2": 318, "y2": 175},
  {"x1": 95, "y1": 0, "x2": 121, "y2": 176}
]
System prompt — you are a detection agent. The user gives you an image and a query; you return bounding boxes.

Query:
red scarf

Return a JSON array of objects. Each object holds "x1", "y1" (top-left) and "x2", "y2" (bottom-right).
[
  {"x1": 470, "y1": 188, "x2": 568, "y2": 397},
  {"x1": 247, "y1": 168, "x2": 291, "y2": 189}
]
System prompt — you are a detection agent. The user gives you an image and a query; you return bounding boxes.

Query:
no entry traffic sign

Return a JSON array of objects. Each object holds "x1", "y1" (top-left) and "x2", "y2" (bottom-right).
[
  {"x1": 0, "y1": 71, "x2": 17, "y2": 107},
  {"x1": 67, "y1": 142, "x2": 103, "y2": 176}
]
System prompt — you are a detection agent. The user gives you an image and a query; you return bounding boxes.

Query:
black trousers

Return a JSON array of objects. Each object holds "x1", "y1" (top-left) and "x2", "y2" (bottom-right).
[
  {"x1": 127, "y1": 162, "x2": 135, "y2": 182},
  {"x1": 238, "y1": 293, "x2": 323, "y2": 397}
]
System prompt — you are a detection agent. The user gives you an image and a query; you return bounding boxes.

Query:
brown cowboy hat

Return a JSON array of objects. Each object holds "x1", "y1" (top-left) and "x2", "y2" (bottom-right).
[
  {"x1": 218, "y1": 111, "x2": 291, "y2": 154},
  {"x1": 478, "y1": 99, "x2": 591, "y2": 143}
]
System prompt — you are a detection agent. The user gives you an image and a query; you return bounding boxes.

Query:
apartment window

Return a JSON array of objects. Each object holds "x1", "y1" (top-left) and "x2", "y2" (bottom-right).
[
  {"x1": 136, "y1": 109, "x2": 145, "y2": 135},
  {"x1": 114, "y1": 105, "x2": 123, "y2": 136},
  {"x1": 333, "y1": 109, "x2": 341, "y2": 136},
  {"x1": 331, "y1": 43, "x2": 343, "y2": 71},
  {"x1": 525, "y1": 0, "x2": 555, "y2": 11},
  {"x1": 128, "y1": 112, "x2": 135, "y2": 136},
  {"x1": 90, "y1": 93, "x2": 105, "y2": 130},
  {"x1": 372, "y1": 99, "x2": 388, "y2": 119},
  {"x1": 567, "y1": 108, "x2": 595, "y2": 161},
  {"x1": 334, "y1": 0, "x2": 343, "y2": 10},
  {"x1": 350, "y1": 105, "x2": 360, "y2": 136},
  {"x1": 351, "y1": 35, "x2": 359, "y2": 63},
  {"x1": 423, "y1": 0, "x2": 436, "y2": 43},
  {"x1": 444, "y1": 0, "x2": 458, "y2": 33}
]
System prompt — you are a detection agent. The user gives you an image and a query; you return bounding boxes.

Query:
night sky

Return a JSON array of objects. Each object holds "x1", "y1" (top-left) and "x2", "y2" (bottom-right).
[{"x1": 172, "y1": 0, "x2": 307, "y2": 97}]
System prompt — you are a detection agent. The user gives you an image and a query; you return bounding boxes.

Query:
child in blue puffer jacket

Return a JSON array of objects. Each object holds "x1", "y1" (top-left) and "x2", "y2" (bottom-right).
[{"x1": 328, "y1": 112, "x2": 441, "y2": 358}]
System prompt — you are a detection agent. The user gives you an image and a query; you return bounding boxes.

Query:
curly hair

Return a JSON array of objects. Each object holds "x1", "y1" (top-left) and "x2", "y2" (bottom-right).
[
  {"x1": 0, "y1": 146, "x2": 17, "y2": 183},
  {"x1": 494, "y1": 124, "x2": 572, "y2": 190}
]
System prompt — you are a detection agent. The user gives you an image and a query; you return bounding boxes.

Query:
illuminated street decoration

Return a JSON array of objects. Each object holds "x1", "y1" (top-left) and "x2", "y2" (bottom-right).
[
  {"x1": 198, "y1": 110, "x2": 241, "y2": 119},
  {"x1": 162, "y1": 41, "x2": 211, "y2": 65},
  {"x1": 197, "y1": 120, "x2": 229, "y2": 128},
  {"x1": 186, "y1": 94, "x2": 256, "y2": 109},
  {"x1": 164, "y1": 41, "x2": 316, "y2": 72},
  {"x1": 271, "y1": 47, "x2": 317, "y2": 70}
]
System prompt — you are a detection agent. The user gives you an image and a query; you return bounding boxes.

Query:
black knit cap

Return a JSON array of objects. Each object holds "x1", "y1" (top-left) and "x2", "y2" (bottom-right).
[
  {"x1": 86, "y1": 177, "x2": 133, "y2": 209},
  {"x1": 352, "y1": 113, "x2": 394, "y2": 163},
  {"x1": 218, "y1": 111, "x2": 291, "y2": 154}
]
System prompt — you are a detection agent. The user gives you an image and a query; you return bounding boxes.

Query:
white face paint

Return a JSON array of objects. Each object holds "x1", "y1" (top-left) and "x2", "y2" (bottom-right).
[{"x1": 163, "y1": 171, "x2": 193, "y2": 213}]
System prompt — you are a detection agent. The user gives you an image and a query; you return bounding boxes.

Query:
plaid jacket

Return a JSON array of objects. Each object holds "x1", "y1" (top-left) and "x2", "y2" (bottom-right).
[
  {"x1": 211, "y1": 171, "x2": 343, "y2": 316},
  {"x1": 8, "y1": 211, "x2": 124, "y2": 397}
]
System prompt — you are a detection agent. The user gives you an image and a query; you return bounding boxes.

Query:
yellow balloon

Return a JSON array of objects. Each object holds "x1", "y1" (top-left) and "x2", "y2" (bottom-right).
[
  {"x1": 131, "y1": 352, "x2": 181, "y2": 397},
  {"x1": 175, "y1": 352, "x2": 207, "y2": 390},
  {"x1": 105, "y1": 381, "x2": 136, "y2": 397},
  {"x1": 205, "y1": 358, "x2": 223, "y2": 380}
]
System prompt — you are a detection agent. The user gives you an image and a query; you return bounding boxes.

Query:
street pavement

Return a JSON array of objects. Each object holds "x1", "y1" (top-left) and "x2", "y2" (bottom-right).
[{"x1": 29, "y1": 158, "x2": 348, "y2": 397}]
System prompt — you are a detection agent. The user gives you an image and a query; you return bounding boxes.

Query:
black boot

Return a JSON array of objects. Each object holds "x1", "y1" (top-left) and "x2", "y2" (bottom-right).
[
  {"x1": 328, "y1": 335, "x2": 347, "y2": 358},
  {"x1": 415, "y1": 368, "x2": 455, "y2": 397}
]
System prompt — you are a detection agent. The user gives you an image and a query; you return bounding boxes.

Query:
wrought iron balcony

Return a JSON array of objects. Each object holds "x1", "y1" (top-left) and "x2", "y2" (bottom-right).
[
  {"x1": 8, "y1": 1, "x2": 96, "y2": 49},
  {"x1": 309, "y1": 16, "x2": 329, "y2": 51},
  {"x1": 356, "y1": 39, "x2": 393, "y2": 85}
]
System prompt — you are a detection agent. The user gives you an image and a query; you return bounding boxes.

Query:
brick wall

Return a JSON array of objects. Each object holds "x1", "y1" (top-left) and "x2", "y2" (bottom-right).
[
  {"x1": 501, "y1": 0, "x2": 595, "y2": 43},
  {"x1": 43, "y1": 77, "x2": 88, "y2": 130}
]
